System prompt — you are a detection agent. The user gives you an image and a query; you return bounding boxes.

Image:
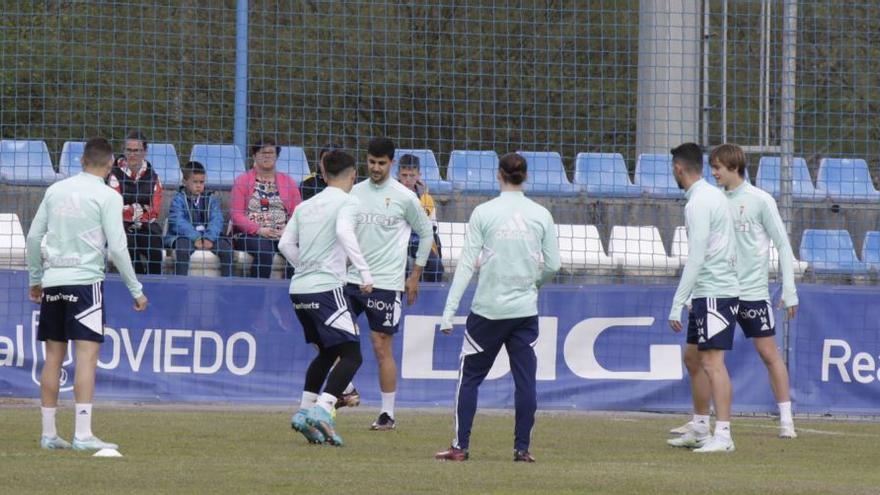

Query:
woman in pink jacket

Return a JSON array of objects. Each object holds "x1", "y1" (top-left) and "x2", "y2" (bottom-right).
[{"x1": 231, "y1": 137, "x2": 302, "y2": 278}]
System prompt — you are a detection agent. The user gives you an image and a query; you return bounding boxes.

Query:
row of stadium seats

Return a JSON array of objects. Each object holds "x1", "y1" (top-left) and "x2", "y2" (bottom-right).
[
  {"x1": 2, "y1": 211, "x2": 877, "y2": 276},
  {"x1": 2, "y1": 140, "x2": 879, "y2": 201},
  {"x1": 436, "y1": 222, "x2": 880, "y2": 276}
]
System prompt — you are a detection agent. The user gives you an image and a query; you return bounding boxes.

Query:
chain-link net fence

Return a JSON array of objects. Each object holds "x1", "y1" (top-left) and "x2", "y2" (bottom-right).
[{"x1": 2, "y1": 1, "x2": 877, "y2": 286}]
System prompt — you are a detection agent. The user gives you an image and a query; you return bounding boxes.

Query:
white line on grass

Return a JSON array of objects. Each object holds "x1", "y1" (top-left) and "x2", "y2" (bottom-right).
[{"x1": 737, "y1": 422, "x2": 880, "y2": 438}]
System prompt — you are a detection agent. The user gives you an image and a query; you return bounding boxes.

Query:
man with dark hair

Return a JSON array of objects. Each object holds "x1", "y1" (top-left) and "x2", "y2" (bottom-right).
[
  {"x1": 435, "y1": 152, "x2": 560, "y2": 462},
  {"x1": 345, "y1": 137, "x2": 434, "y2": 430},
  {"x1": 164, "y1": 161, "x2": 234, "y2": 277},
  {"x1": 299, "y1": 143, "x2": 340, "y2": 201},
  {"x1": 397, "y1": 154, "x2": 444, "y2": 282},
  {"x1": 27, "y1": 137, "x2": 148, "y2": 452},
  {"x1": 667, "y1": 142, "x2": 740, "y2": 453},
  {"x1": 671, "y1": 143, "x2": 798, "y2": 439},
  {"x1": 107, "y1": 130, "x2": 165, "y2": 275},
  {"x1": 279, "y1": 150, "x2": 373, "y2": 447}
]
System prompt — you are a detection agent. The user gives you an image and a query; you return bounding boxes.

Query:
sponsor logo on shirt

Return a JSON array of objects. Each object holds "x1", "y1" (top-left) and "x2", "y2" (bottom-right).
[
  {"x1": 356, "y1": 212, "x2": 401, "y2": 227},
  {"x1": 494, "y1": 213, "x2": 535, "y2": 241},
  {"x1": 52, "y1": 194, "x2": 83, "y2": 219}
]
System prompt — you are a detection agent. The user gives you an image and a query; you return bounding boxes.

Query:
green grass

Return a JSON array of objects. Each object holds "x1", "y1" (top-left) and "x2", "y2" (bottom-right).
[{"x1": 1, "y1": 404, "x2": 879, "y2": 495}]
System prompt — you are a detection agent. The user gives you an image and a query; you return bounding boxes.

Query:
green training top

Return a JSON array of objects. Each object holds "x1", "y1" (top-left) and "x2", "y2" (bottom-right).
[
  {"x1": 345, "y1": 177, "x2": 433, "y2": 291},
  {"x1": 279, "y1": 186, "x2": 373, "y2": 294},
  {"x1": 726, "y1": 181, "x2": 798, "y2": 306},
  {"x1": 669, "y1": 179, "x2": 739, "y2": 321},
  {"x1": 441, "y1": 191, "x2": 560, "y2": 327},
  {"x1": 26, "y1": 172, "x2": 143, "y2": 299}
]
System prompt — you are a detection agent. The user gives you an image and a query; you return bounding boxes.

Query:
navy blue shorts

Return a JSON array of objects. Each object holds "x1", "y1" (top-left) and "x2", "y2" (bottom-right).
[
  {"x1": 736, "y1": 300, "x2": 776, "y2": 338},
  {"x1": 463, "y1": 312, "x2": 539, "y2": 357},
  {"x1": 685, "y1": 297, "x2": 739, "y2": 351},
  {"x1": 344, "y1": 283, "x2": 401, "y2": 335},
  {"x1": 38, "y1": 283, "x2": 105, "y2": 343},
  {"x1": 290, "y1": 287, "x2": 359, "y2": 348}
]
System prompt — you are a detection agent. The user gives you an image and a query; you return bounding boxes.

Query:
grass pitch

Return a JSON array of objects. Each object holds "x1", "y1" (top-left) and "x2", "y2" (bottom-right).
[{"x1": 1, "y1": 403, "x2": 878, "y2": 495}]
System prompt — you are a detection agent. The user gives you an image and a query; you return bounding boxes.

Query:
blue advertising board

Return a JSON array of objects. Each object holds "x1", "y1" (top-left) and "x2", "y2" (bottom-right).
[{"x1": 1, "y1": 269, "x2": 876, "y2": 414}]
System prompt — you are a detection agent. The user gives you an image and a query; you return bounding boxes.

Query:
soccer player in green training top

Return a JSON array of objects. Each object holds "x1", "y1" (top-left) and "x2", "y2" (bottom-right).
[
  {"x1": 671, "y1": 144, "x2": 798, "y2": 440},
  {"x1": 434, "y1": 152, "x2": 560, "y2": 462},
  {"x1": 279, "y1": 150, "x2": 373, "y2": 446},
  {"x1": 344, "y1": 137, "x2": 434, "y2": 431},
  {"x1": 666, "y1": 142, "x2": 740, "y2": 453},
  {"x1": 26, "y1": 137, "x2": 148, "y2": 452}
]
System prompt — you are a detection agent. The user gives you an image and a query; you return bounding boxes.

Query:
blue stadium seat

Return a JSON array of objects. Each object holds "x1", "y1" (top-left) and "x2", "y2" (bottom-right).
[
  {"x1": 393, "y1": 149, "x2": 453, "y2": 193},
  {"x1": 573, "y1": 152, "x2": 641, "y2": 198},
  {"x1": 146, "y1": 143, "x2": 182, "y2": 188},
  {"x1": 0, "y1": 140, "x2": 61, "y2": 185},
  {"x1": 59, "y1": 141, "x2": 85, "y2": 177},
  {"x1": 816, "y1": 158, "x2": 880, "y2": 202},
  {"x1": 61, "y1": 141, "x2": 181, "y2": 186},
  {"x1": 756, "y1": 156, "x2": 826, "y2": 202},
  {"x1": 190, "y1": 144, "x2": 246, "y2": 189},
  {"x1": 447, "y1": 150, "x2": 500, "y2": 194},
  {"x1": 635, "y1": 154, "x2": 683, "y2": 198},
  {"x1": 862, "y1": 231, "x2": 880, "y2": 271},
  {"x1": 703, "y1": 155, "x2": 750, "y2": 187},
  {"x1": 799, "y1": 229, "x2": 869, "y2": 275},
  {"x1": 278, "y1": 146, "x2": 311, "y2": 184},
  {"x1": 515, "y1": 151, "x2": 581, "y2": 196}
]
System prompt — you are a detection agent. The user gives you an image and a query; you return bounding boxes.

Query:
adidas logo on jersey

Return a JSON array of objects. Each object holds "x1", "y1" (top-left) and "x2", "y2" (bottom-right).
[
  {"x1": 494, "y1": 213, "x2": 535, "y2": 241},
  {"x1": 52, "y1": 194, "x2": 83, "y2": 218}
]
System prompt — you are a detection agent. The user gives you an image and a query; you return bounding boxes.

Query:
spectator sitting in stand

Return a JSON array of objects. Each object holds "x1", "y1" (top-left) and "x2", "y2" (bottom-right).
[
  {"x1": 107, "y1": 130, "x2": 164, "y2": 275},
  {"x1": 164, "y1": 161, "x2": 234, "y2": 277},
  {"x1": 231, "y1": 137, "x2": 302, "y2": 278},
  {"x1": 397, "y1": 153, "x2": 444, "y2": 282}
]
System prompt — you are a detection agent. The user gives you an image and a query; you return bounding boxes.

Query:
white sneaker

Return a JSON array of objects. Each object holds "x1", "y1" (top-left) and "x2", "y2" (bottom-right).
[
  {"x1": 779, "y1": 423, "x2": 797, "y2": 439},
  {"x1": 669, "y1": 421, "x2": 694, "y2": 435},
  {"x1": 666, "y1": 429, "x2": 710, "y2": 448},
  {"x1": 693, "y1": 436, "x2": 735, "y2": 453},
  {"x1": 72, "y1": 436, "x2": 118, "y2": 451},
  {"x1": 40, "y1": 435, "x2": 72, "y2": 450}
]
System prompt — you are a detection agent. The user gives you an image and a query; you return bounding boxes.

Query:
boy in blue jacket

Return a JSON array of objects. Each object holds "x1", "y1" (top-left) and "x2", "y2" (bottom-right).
[{"x1": 165, "y1": 161, "x2": 234, "y2": 276}]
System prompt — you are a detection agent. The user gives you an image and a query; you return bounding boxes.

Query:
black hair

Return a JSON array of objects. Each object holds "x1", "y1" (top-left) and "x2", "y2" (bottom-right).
[
  {"x1": 398, "y1": 153, "x2": 420, "y2": 170},
  {"x1": 182, "y1": 160, "x2": 206, "y2": 180},
  {"x1": 367, "y1": 137, "x2": 395, "y2": 160},
  {"x1": 323, "y1": 150, "x2": 356, "y2": 178},
  {"x1": 251, "y1": 137, "x2": 281, "y2": 157},
  {"x1": 124, "y1": 129, "x2": 148, "y2": 151},
  {"x1": 499, "y1": 152, "x2": 527, "y2": 185},
  {"x1": 670, "y1": 142, "x2": 703, "y2": 175},
  {"x1": 318, "y1": 143, "x2": 342, "y2": 163}
]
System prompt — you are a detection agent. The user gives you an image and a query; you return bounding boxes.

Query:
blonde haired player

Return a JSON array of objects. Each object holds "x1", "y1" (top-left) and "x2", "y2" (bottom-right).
[{"x1": 671, "y1": 144, "x2": 798, "y2": 440}]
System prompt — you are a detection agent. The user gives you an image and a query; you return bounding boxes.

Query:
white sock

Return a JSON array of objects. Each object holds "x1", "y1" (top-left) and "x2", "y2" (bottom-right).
[
  {"x1": 41, "y1": 407, "x2": 57, "y2": 438},
  {"x1": 74, "y1": 403, "x2": 93, "y2": 440},
  {"x1": 693, "y1": 414, "x2": 710, "y2": 434},
  {"x1": 381, "y1": 392, "x2": 396, "y2": 418},
  {"x1": 300, "y1": 391, "x2": 318, "y2": 410},
  {"x1": 714, "y1": 421, "x2": 731, "y2": 439},
  {"x1": 778, "y1": 401, "x2": 793, "y2": 425},
  {"x1": 343, "y1": 383, "x2": 356, "y2": 395},
  {"x1": 317, "y1": 393, "x2": 337, "y2": 414}
]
